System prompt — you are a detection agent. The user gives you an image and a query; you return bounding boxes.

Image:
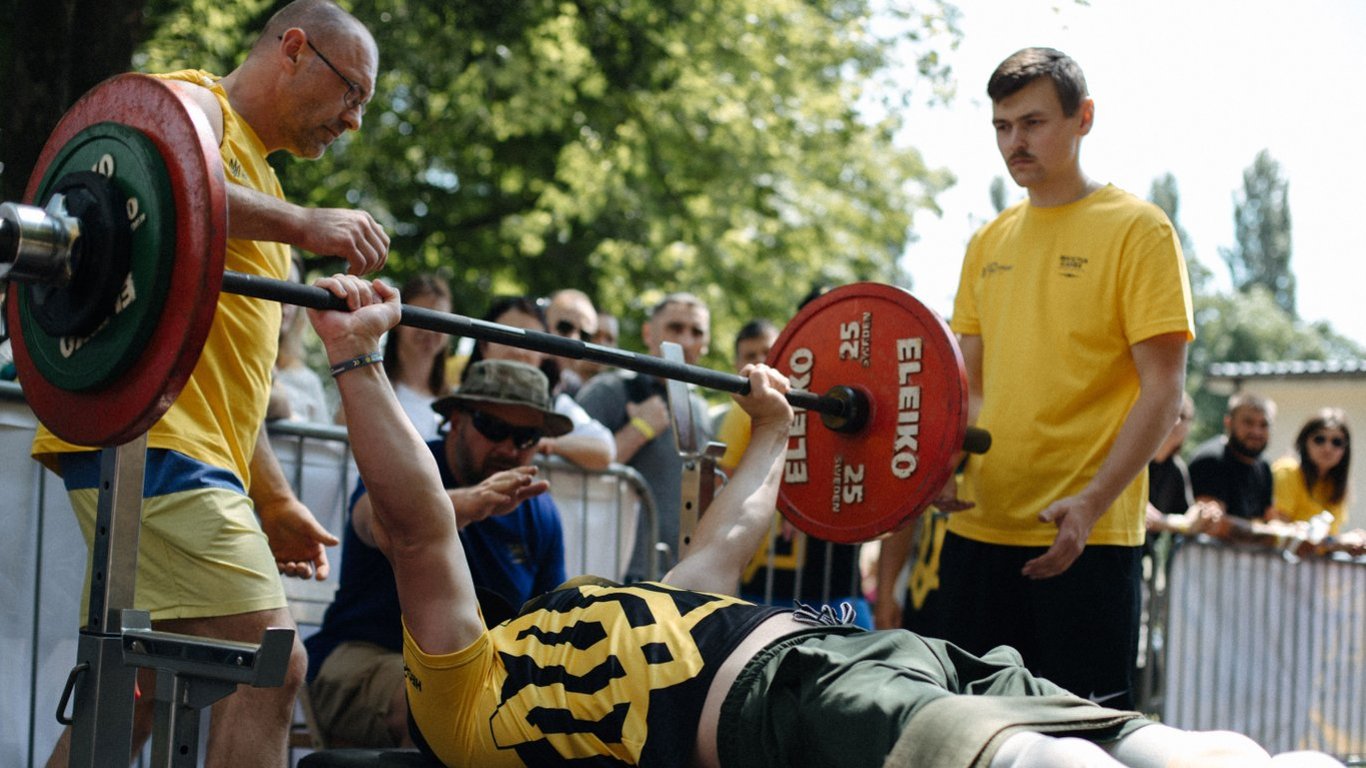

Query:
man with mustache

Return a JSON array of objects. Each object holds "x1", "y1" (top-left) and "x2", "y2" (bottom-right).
[
  {"x1": 1188, "y1": 392, "x2": 1277, "y2": 521},
  {"x1": 880, "y1": 47, "x2": 1194, "y2": 713},
  {"x1": 304, "y1": 359, "x2": 571, "y2": 748}
]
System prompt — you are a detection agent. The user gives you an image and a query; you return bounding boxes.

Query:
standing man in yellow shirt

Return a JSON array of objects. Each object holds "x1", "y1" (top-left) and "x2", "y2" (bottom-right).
[
  {"x1": 881, "y1": 47, "x2": 1192, "y2": 711},
  {"x1": 36, "y1": 1, "x2": 388, "y2": 765}
]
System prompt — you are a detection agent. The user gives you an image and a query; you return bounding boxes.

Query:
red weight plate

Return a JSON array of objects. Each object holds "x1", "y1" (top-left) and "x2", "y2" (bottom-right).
[
  {"x1": 768, "y1": 283, "x2": 967, "y2": 543},
  {"x1": 9, "y1": 74, "x2": 226, "y2": 446}
]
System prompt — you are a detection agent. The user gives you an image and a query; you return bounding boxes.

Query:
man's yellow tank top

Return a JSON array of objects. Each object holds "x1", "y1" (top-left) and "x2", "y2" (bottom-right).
[
  {"x1": 949, "y1": 185, "x2": 1193, "y2": 547},
  {"x1": 32, "y1": 71, "x2": 288, "y2": 487}
]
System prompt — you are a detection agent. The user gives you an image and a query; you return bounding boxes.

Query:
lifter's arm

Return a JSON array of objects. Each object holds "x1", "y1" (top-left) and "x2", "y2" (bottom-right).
[
  {"x1": 309, "y1": 275, "x2": 484, "y2": 654},
  {"x1": 663, "y1": 365, "x2": 792, "y2": 595}
]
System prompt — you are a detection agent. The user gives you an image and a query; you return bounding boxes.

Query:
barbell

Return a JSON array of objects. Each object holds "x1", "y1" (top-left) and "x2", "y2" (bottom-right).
[{"x1": 1, "y1": 74, "x2": 987, "y2": 543}]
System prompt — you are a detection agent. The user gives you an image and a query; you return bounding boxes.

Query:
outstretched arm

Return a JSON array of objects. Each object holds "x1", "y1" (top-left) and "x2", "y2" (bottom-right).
[
  {"x1": 308, "y1": 275, "x2": 484, "y2": 655},
  {"x1": 663, "y1": 365, "x2": 792, "y2": 595},
  {"x1": 1023, "y1": 332, "x2": 1187, "y2": 579}
]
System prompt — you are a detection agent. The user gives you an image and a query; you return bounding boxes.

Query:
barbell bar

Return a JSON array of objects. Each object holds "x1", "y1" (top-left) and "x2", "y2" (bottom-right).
[{"x1": 222, "y1": 270, "x2": 988, "y2": 451}]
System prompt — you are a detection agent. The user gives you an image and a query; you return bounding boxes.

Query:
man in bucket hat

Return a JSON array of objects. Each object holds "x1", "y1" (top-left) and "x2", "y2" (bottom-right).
[{"x1": 303, "y1": 359, "x2": 573, "y2": 748}]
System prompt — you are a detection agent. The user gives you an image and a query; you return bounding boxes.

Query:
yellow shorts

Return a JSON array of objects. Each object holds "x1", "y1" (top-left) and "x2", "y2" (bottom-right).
[{"x1": 62, "y1": 449, "x2": 286, "y2": 621}]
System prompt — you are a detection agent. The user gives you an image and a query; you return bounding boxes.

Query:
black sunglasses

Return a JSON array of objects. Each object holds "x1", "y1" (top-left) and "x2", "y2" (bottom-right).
[
  {"x1": 468, "y1": 410, "x2": 543, "y2": 450},
  {"x1": 554, "y1": 319, "x2": 592, "y2": 342},
  {"x1": 1311, "y1": 434, "x2": 1346, "y2": 448}
]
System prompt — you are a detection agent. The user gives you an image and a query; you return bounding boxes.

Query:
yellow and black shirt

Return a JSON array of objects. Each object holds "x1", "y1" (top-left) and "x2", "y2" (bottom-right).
[{"x1": 404, "y1": 580, "x2": 783, "y2": 767}]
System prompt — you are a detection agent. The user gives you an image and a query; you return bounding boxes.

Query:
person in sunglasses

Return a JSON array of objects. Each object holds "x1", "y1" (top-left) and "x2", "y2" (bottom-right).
[
  {"x1": 304, "y1": 358, "x2": 573, "y2": 748},
  {"x1": 464, "y1": 295, "x2": 615, "y2": 471},
  {"x1": 1271, "y1": 408, "x2": 1353, "y2": 536}
]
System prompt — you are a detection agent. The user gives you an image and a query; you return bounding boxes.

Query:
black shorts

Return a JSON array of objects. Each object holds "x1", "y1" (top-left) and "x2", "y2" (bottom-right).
[{"x1": 936, "y1": 531, "x2": 1142, "y2": 711}]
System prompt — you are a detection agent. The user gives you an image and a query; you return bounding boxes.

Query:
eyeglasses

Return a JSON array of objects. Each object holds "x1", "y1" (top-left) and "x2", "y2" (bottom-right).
[
  {"x1": 553, "y1": 320, "x2": 592, "y2": 342},
  {"x1": 282, "y1": 34, "x2": 366, "y2": 112},
  {"x1": 1311, "y1": 434, "x2": 1347, "y2": 449},
  {"x1": 468, "y1": 410, "x2": 543, "y2": 450}
]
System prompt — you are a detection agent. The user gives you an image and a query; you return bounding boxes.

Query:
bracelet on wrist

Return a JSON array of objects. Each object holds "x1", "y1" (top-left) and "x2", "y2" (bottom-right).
[
  {"x1": 330, "y1": 351, "x2": 384, "y2": 378},
  {"x1": 630, "y1": 416, "x2": 658, "y2": 441}
]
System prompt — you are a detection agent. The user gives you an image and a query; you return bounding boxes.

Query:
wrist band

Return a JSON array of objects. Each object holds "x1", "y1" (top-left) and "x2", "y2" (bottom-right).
[
  {"x1": 330, "y1": 351, "x2": 383, "y2": 378},
  {"x1": 630, "y1": 416, "x2": 658, "y2": 441}
]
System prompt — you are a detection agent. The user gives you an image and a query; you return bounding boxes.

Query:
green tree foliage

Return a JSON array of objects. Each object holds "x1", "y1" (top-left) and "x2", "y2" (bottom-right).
[
  {"x1": 988, "y1": 175, "x2": 1006, "y2": 214},
  {"x1": 1146, "y1": 172, "x2": 1361, "y2": 445},
  {"x1": 1185, "y1": 286, "x2": 1360, "y2": 445},
  {"x1": 1220, "y1": 149, "x2": 1294, "y2": 317},
  {"x1": 136, "y1": 0, "x2": 959, "y2": 366}
]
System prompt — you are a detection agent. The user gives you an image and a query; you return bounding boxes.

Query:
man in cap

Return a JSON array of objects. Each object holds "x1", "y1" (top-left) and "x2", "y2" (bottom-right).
[{"x1": 303, "y1": 359, "x2": 571, "y2": 748}]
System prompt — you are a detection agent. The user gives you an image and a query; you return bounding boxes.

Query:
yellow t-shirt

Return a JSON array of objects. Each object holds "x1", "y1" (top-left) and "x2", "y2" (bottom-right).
[
  {"x1": 949, "y1": 184, "x2": 1193, "y2": 547},
  {"x1": 1272, "y1": 457, "x2": 1348, "y2": 535},
  {"x1": 32, "y1": 71, "x2": 289, "y2": 486}
]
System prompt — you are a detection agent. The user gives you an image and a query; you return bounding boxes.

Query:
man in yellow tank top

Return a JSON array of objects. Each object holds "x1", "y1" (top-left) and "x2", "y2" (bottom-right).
[
  {"x1": 879, "y1": 47, "x2": 1193, "y2": 712},
  {"x1": 36, "y1": 2, "x2": 388, "y2": 765}
]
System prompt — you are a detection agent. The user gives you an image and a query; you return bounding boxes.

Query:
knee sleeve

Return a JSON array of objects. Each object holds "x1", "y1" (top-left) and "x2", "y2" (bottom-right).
[{"x1": 991, "y1": 731, "x2": 1121, "y2": 768}]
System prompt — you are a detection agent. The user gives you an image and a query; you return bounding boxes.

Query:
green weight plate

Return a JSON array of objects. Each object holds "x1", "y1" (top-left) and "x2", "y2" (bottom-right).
[{"x1": 17, "y1": 122, "x2": 176, "y2": 391}]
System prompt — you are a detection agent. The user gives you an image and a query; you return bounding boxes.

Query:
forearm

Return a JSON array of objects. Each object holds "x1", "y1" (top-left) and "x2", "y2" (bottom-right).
[
  {"x1": 227, "y1": 183, "x2": 305, "y2": 245},
  {"x1": 875, "y1": 524, "x2": 915, "y2": 607},
  {"x1": 1077, "y1": 338, "x2": 1186, "y2": 516},
  {"x1": 548, "y1": 435, "x2": 613, "y2": 471},
  {"x1": 613, "y1": 423, "x2": 651, "y2": 464},
  {"x1": 248, "y1": 424, "x2": 297, "y2": 517},
  {"x1": 663, "y1": 418, "x2": 787, "y2": 592}
]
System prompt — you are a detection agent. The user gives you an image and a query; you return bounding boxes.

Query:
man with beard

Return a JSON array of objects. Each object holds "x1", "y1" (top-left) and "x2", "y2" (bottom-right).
[
  {"x1": 1188, "y1": 392, "x2": 1277, "y2": 521},
  {"x1": 304, "y1": 359, "x2": 571, "y2": 747}
]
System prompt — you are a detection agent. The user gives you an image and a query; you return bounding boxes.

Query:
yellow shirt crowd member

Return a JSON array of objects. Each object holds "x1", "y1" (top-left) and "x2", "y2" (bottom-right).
[{"x1": 1272, "y1": 457, "x2": 1349, "y2": 535}]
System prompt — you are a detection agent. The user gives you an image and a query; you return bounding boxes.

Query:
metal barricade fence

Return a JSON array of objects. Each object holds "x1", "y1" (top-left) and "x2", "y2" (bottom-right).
[{"x1": 1160, "y1": 537, "x2": 1366, "y2": 761}]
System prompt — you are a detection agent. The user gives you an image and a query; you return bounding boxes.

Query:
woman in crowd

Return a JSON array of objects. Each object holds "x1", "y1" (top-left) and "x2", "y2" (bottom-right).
[
  {"x1": 268, "y1": 254, "x2": 329, "y2": 422},
  {"x1": 378, "y1": 273, "x2": 453, "y2": 441},
  {"x1": 1271, "y1": 408, "x2": 1352, "y2": 535}
]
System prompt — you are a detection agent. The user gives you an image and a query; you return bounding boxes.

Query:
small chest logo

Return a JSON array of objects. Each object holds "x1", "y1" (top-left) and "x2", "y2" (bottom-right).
[
  {"x1": 1058, "y1": 255, "x2": 1087, "y2": 278},
  {"x1": 981, "y1": 261, "x2": 1013, "y2": 279},
  {"x1": 226, "y1": 157, "x2": 245, "y2": 182}
]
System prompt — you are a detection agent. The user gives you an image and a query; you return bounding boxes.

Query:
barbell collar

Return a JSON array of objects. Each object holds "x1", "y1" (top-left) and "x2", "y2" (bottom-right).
[{"x1": 0, "y1": 198, "x2": 79, "y2": 286}]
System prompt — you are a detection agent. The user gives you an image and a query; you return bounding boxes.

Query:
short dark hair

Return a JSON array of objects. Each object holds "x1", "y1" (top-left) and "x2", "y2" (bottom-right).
[
  {"x1": 382, "y1": 273, "x2": 451, "y2": 396},
  {"x1": 987, "y1": 47, "x2": 1089, "y2": 117},
  {"x1": 734, "y1": 319, "x2": 778, "y2": 358}
]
